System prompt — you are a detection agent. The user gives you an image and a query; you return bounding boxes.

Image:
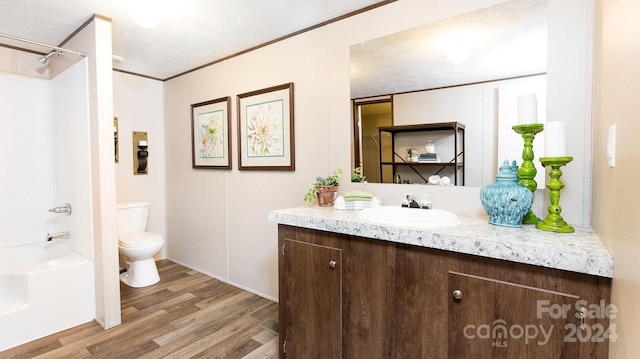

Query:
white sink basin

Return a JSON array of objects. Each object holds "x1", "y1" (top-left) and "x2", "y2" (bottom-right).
[{"x1": 357, "y1": 206, "x2": 460, "y2": 228}]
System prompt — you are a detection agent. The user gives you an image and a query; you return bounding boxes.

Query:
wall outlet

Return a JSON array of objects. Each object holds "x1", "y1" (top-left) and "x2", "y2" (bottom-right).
[{"x1": 607, "y1": 124, "x2": 616, "y2": 168}]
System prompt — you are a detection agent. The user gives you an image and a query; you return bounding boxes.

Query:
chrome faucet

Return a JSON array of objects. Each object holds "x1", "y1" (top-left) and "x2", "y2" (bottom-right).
[
  {"x1": 47, "y1": 231, "x2": 69, "y2": 241},
  {"x1": 402, "y1": 194, "x2": 432, "y2": 209},
  {"x1": 49, "y1": 203, "x2": 72, "y2": 216},
  {"x1": 402, "y1": 195, "x2": 421, "y2": 208}
]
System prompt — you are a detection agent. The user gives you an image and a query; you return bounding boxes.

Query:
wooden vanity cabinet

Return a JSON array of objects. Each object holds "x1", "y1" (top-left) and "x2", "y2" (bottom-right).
[
  {"x1": 279, "y1": 237, "x2": 342, "y2": 358},
  {"x1": 443, "y1": 247, "x2": 612, "y2": 358},
  {"x1": 278, "y1": 224, "x2": 395, "y2": 358},
  {"x1": 278, "y1": 225, "x2": 612, "y2": 358},
  {"x1": 448, "y1": 271, "x2": 581, "y2": 357}
]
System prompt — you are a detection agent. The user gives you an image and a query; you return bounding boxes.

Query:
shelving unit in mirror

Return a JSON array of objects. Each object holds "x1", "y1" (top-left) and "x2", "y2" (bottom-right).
[{"x1": 378, "y1": 122, "x2": 465, "y2": 185}]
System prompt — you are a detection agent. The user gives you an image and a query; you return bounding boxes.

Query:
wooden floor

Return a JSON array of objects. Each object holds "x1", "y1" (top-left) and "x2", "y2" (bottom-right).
[{"x1": 1, "y1": 260, "x2": 280, "y2": 359}]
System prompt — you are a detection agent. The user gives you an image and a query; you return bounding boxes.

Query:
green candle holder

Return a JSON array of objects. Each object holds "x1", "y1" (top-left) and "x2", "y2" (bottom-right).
[
  {"x1": 536, "y1": 157, "x2": 574, "y2": 233},
  {"x1": 512, "y1": 123, "x2": 544, "y2": 224}
]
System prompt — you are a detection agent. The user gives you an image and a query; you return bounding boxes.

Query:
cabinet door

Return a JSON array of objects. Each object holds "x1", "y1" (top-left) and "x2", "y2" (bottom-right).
[
  {"x1": 342, "y1": 236, "x2": 395, "y2": 358},
  {"x1": 281, "y1": 238, "x2": 342, "y2": 358},
  {"x1": 448, "y1": 271, "x2": 581, "y2": 358},
  {"x1": 394, "y1": 243, "x2": 449, "y2": 358}
]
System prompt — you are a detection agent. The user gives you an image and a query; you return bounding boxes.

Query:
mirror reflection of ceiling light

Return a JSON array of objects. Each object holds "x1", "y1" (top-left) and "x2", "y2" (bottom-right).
[
  {"x1": 444, "y1": 29, "x2": 476, "y2": 64},
  {"x1": 432, "y1": 29, "x2": 475, "y2": 65},
  {"x1": 447, "y1": 43, "x2": 470, "y2": 64}
]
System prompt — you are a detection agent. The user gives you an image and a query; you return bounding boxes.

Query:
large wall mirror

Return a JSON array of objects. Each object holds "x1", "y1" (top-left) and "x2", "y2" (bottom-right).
[{"x1": 350, "y1": 0, "x2": 548, "y2": 187}]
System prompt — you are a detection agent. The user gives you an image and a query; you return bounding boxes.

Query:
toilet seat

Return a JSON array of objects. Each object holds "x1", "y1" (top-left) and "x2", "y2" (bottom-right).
[{"x1": 119, "y1": 232, "x2": 164, "y2": 248}]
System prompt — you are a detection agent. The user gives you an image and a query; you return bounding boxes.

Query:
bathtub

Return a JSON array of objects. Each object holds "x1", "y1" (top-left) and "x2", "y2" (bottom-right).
[{"x1": 0, "y1": 241, "x2": 95, "y2": 351}]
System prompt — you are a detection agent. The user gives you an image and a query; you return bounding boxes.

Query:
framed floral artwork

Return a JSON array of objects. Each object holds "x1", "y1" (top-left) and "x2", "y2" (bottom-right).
[
  {"x1": 191, "y1": 96, "x2": 232, "y2": 169},
  {"x1": 237, "y1": 83, "x2": 295, "y2": 170}
]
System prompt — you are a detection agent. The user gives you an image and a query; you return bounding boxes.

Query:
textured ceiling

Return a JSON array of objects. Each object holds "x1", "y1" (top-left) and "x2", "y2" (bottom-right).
[
  {"x1": 0, "y1": 0, "x2": 391, "y2": 80},
  {"x1": 350, "y1": 0, "x2": 547, "y2": 98}
]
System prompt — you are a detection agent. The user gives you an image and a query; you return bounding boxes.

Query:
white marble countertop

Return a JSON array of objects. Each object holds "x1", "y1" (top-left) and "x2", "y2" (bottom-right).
[{"x1": 268, "y1": 207, "x2": 613, "y2": 278}]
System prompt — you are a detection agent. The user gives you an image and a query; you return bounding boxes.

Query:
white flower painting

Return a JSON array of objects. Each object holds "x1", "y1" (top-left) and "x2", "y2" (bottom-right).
[
  {"x1": 197, "y1": 110, "x2": 225, "y2": 158},
  {"x1": 191, "y1": 97, "x2": 231, "y2": 169},
  {"x1": 245, "y1": 100, "x2": 284, "y2": 157},
  {"x1": 237, "y1": 83, "x2": 294, "y2": 170}
]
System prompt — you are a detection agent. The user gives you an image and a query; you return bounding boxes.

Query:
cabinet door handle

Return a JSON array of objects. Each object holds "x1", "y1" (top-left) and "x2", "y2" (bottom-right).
[
  {"x1": 329, "y1": 260, "x2": 337, "y2": 269},
  {"x1": 452, "y1": 289, "x2": 463, "y2": 300}
]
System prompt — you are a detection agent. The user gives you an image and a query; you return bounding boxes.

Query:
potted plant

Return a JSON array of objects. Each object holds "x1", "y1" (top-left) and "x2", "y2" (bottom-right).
[
  {"x1": 304, "y1": 168, "x2": 343, "y2": 206},
  {"x1": 351, "y1": 167, "x2": 366, "y2": 183}
]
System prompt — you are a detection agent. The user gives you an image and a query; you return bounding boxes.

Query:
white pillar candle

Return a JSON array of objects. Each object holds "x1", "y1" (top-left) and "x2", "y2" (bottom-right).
[
  {"x1": 544, "y1": 121, "x2": 567, "y2": 157},
  {"x1": 518, "y1": 93, "x2": 538, "y2": 124}
]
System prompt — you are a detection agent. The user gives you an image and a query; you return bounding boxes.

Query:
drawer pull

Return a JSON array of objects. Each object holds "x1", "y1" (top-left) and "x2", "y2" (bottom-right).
[
  {"x1": 453, "y1": 289, "x2": 463, "y2": 300},
  {"x1": 329, "y1": 260, "x2": 337, "y2": 269}
]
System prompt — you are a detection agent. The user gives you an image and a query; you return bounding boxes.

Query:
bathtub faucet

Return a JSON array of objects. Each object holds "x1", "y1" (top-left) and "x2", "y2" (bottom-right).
[
  {"x1": 49, "y1": 203, "x2": 72, "y2": 216},
  {"x1": 47, "y1": 231, "x2": 69, "y2": 242}
]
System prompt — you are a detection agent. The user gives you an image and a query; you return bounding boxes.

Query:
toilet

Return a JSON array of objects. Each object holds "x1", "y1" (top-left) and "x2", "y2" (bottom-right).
[{"x1": 116, "y1": 201, "x2": 165, "y2": 288}]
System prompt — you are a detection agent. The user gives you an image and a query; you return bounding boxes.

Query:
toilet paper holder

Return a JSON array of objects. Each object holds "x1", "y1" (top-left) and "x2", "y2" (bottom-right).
[{"x1": 133, "y1": 131, "x2": 148, "y2": 175}]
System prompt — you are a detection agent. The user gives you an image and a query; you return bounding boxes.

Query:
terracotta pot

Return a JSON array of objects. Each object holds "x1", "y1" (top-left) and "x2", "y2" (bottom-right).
[{"x1": 316, "y1": 186, "x2": 339, "y2": 207}]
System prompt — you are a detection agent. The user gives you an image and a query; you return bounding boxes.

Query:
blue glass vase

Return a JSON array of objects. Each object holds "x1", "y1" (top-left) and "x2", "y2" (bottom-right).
[{"x1": 480, "y1": 160, "x2": 533, "y2": 228}]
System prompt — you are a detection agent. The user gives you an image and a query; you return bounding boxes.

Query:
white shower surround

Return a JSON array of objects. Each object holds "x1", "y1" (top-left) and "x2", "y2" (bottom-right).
[
  {"x1": 0, "y1": 59, "x2": 95, "y2": 350},
  {"x1": 0, "y1": 59, "x2": 93, "y2": 256}
]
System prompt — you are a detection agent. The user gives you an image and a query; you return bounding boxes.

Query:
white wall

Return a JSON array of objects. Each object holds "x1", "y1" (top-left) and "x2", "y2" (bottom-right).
[
  {"x1": 593, "y1": 0, "x2": 640, "y2": 356},
  {"x1": 113, "y1": 72, "x2": 166, "y2": 258},
  {"x1": 164, "y1": 0, "x2": 594, "y2": 301},
  {"x1": 164, "y1": 64, "x2": 231, "y2": 283},
  {"x1": 165, "y1": 28, "x2": 331, "y2": 300}
]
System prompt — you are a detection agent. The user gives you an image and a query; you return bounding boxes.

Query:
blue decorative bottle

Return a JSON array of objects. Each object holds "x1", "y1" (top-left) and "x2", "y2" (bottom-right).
[{"x1": 480, "y1": 160, "x2": 533, "y2": 228}]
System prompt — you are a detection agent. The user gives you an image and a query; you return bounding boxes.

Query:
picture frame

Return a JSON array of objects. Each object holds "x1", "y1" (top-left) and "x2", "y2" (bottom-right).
[
  {"x1": 237, "y1": 83, "x2": 295, "y2": 170},
  {"x1": 191, "y1": 96, "x2": 232, "y2": 169}
]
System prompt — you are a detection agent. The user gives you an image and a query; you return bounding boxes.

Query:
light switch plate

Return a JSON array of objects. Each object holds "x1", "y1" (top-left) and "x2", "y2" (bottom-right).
[{"x1": 607, "y1": 124, "x2": 616, "y2": 168}]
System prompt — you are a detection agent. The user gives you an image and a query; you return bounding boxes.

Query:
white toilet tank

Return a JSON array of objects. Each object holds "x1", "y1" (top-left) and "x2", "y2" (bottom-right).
[{"x1": 116, "y1": 201, "x2": 150, "y2": 236}]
